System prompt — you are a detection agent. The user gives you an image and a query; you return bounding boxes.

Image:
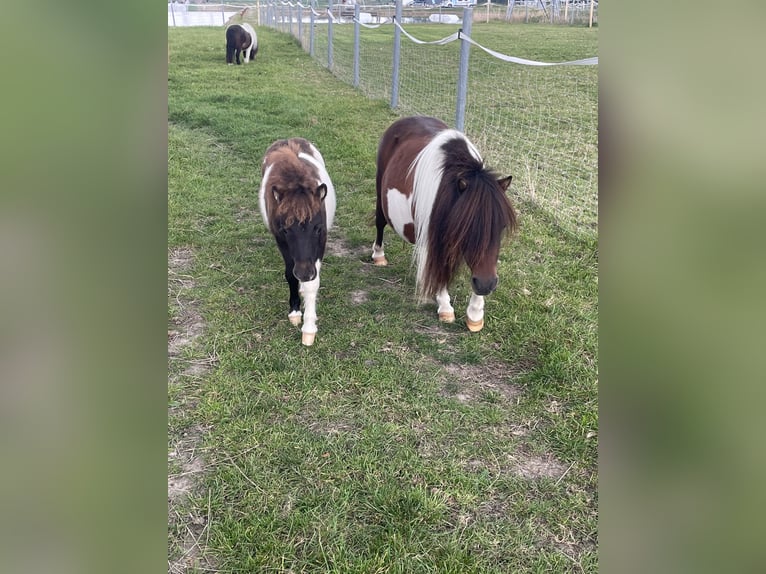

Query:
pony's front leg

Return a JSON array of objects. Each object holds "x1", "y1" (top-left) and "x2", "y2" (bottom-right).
[
  {"x1": 298, "y1": 261, "x2": 322, "y2": 346},
  {"x1": 372, "y1": 198, "x2": 388, "y2": 266},
  {"x1": 281, "y1": 250, "x2": 302, "y2": 327},
  {"x1": 465, "y1": 293, "x2": 485, "y2": 332},
  {"x1": 285, "y1": 271, "x2": 302, "y2": 327},
  {"x1": 435, "y1": 288, "x2": 455, "y2": 323}
]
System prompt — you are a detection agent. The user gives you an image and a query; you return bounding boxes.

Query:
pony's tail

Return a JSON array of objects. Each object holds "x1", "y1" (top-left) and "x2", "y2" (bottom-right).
[{"x1": 225, "y1": 44, "x2": 235, "y2": 64}]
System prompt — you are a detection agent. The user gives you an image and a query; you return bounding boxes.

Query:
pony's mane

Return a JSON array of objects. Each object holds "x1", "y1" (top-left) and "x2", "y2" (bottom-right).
[
  {"x1": 408, "y1": 129, "x2": 483, "y2": 297},
  {"x1": 408, "y1": 131, "x2": 516, "y2": 298}
]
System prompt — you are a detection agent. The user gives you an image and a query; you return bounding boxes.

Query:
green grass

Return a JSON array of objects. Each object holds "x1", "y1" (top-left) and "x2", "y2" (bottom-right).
[{"x1": 169, "y1": 25, "x2": 597, "y2": 573}]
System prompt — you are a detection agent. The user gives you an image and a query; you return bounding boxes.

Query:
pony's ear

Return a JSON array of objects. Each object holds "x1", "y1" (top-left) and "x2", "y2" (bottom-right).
[
  {"x1": 498, "y1": 175, "x2": 513, "y2": 192},
  {"x1": 316, "y1": 183, "x2": 328, "y2": 201},
  {"x1": 272, "y1": 185, "x2": 281, "y2": 203},
  {"x1": 457, "y1": 178, "x2": 468, "y2": 193}
]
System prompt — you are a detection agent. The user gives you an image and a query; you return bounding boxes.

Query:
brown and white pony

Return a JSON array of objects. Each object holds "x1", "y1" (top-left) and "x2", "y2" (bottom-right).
[
  {"x1": 259, "y1": 138, "x2": 336, "y2": 346},
  {"x1": 225, "y1": 23, "x2": 258, "y2": 65},
  {"x1": 372, "y1": 116, "x2": 516, "y2": 332}
]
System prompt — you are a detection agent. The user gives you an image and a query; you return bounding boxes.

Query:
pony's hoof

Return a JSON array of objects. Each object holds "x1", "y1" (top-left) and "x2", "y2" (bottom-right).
[
  {"x1": 372, "y1": 256, "x2": 388, "y2": 266},
  {"x1": 466, "y1": 317, "x2": 484, "y2": 332},
  {"x1": 438, "y1": 311, "x2": 456, "y2": 323},
  {"x1": 301, "y1": 332, "x2": 316, "y2": 346},
  {"x1": 288, "y1": 313, "x2": 302, "y2": 326}
]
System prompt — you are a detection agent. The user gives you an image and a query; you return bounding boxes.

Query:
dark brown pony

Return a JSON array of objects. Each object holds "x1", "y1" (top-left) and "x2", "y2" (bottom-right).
[
  {"x1": 259, "y1": 138, "x2": 336, "y2": 346},
  {"x1": 372, "y1": 116, "x2": 516, "y2": 331},
  {"x1": 225, "y1": 23, "x2": 258, "y2": 65}
]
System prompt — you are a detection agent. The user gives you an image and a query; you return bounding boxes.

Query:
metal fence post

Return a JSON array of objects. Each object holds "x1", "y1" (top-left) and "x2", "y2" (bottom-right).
[
  {"x1": 170, "y1": 2, "x2": 176, "y2": 27},
  {"x1": 391, "y1": 0, "x2": 402, "y2": 109},
  {"x1": 455, "y1": 7, "x2": 473, "y2": 132},
  {"x1": 328, "y1": 0, "x2": 334, "y2": 70},
  {"x1": 310, "y1": 2, "x2": 315, "y2": 57},
  {"x1": 289, "y1": 2, "x2": 293, "y2": 37},
  {"x1": 353, "y1": 4, "x2": 360, "y2": 88},
  {"x1": 298, "y1": 4, "x2": 303, "y2": 46}
]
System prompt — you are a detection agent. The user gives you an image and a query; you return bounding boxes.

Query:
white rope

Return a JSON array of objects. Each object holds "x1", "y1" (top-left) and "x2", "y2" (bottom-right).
[
  {"x1": 460, "y1": 33, "x2": 598, "y2": 66},
  {"x1": 389, "y1": 18, "x2": 597, "y2": 66},
  {"x1": 353, "y1": 18, "x2": 390, "y2": 29},
  {"x1": 394, "y1": 19, "x2": 460, "y2": 46}
]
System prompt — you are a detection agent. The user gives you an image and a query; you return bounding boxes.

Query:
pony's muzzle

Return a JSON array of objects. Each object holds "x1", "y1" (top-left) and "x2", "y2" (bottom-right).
[
  {"x1": 471, "y1": 275, "x2": 498, "y2": 296},
  {"x1": 293, "y1": 262, "x2": 317, "y2": 283}
]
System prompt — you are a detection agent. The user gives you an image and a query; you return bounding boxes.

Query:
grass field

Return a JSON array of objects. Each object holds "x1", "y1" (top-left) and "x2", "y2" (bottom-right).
[{"x1": 169, "y1": 24, "x2": 597, "y2": 573}]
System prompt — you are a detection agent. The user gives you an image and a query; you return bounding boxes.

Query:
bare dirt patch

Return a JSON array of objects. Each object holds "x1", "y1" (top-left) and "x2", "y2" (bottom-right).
[
  {"x1": 350, "y1": 290, "x2": 368, "y2": 305},
  {"x1": 325, "y1": 235, "x2": 368, "y2": 259},
  {"x1": 512, "y1": 454, "x2": 569, "y2": 480},
  {"x1": 440, "y1": 360, "x2": 526, "y2": 404},
  {"x1": 234, "y1": 206, "x2": 260, "y2": 224},
  {"x1": 463, "y1": 451, "x2": 570, "y2": 483},
  {"x1": 168, "y1": 247, "x2": 217, "y2": 573}
]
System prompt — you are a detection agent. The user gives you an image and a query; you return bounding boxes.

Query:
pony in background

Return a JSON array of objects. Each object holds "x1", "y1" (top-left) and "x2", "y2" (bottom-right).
[
  {"x1": 259, "y1": 138, "x2": 336, "y2": 346},
  {"x1": 372, "y1": 116, "x2": 516, "y2": 332},
  {"x1": 225, "y1": 23, "x2": 258, "y2": 65}
]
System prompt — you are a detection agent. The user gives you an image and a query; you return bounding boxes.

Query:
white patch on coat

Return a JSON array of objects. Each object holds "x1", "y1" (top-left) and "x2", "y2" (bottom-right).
[
  {"x1": 258, "y1": 162, "x2": 274, "y2": 229},
  {"x1": 298, "y1": 146, "x2": 336, "y2": 230},
  {"x1": 240, "y1": 23, "x2": 257, "y2": 62},
  {"x1": 386, "y1": 187, "x2": 413, "y2": 240}
]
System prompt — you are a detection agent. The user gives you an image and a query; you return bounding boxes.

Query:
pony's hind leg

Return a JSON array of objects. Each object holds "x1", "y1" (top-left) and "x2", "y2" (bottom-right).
[
  {"x1": 298, "y1": 261, "x2": 322, "y2": 346},
  {"x1": 465, "y1": 293, "x2": 485, "y2": 332},
  {"x1": 372, "y1": 198, "x2": 388, "y2": 266},
  {"x1": 436, "y1": 288, "x2": 455, "y2": 323}
]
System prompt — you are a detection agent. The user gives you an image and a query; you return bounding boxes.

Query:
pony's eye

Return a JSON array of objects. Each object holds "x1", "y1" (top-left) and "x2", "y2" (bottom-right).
[{"x1": 314, "y1": 226, "x2": 323, "y2": 236}]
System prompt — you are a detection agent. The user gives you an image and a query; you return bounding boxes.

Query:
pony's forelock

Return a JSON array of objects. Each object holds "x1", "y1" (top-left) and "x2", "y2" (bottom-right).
[{"x1": 260, "y1": 140, "x2": 336, "y2": 231}]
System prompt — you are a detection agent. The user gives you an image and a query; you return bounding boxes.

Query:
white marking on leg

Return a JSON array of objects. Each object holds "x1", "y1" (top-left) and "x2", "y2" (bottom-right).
[
  {"x1": 288, "y1": 310, "x2": 302, "y2": 326},
  {"x1": 466, "y1": 293, "x2": 485, "y2": 332},
  {"x1": 372, "y1": 242, "x2": 387, "y2": 265},
  {"x1": 299, "y1": 260, "x2": 321, "y2": 346},
  {"x1": 436, "y1": 288, "x2": 455, "y2": 323}
]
